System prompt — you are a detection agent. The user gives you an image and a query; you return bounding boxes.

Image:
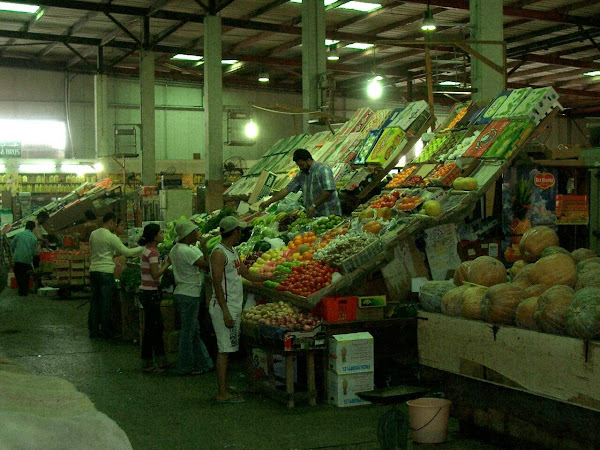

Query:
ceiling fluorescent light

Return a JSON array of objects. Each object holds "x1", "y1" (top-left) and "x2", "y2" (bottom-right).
[
  {"x1": 221, "y1": 59, "x2": 238, "y2": 65},
  {"x1": 61, "y1": 164, "x2": 96, "y2": 175},
  {"x1": 171, "y1": 54, "x2": 203, "y2": 61},
  {"x1": 258, "y1": 71, "x2": 269, "y2": 83},
  {"x1": 583, "y1": 71, "x2": 600, "y2": 77},
  {"x1": 438, "y1": 81, "x2": 461, "y2": 86},
  {"x1": 19, "y1": 163, "x2": 56, "y2": 173},
  {"x1": 290, "y1": 0, "x2": 338, "y2": 5},
  {"x1": 338, "y1": 2, "x2": 382, "y2": 12},
  {"x1": 327, "y1": 45, "x2": 339, "y2": 61},
  {"x1": 325, "y1": 39, "x2": 340, "y2": 46},
  {"x1": 0, "y1": 2, "x2": 40, "y2": 13},
  {"x1": 345, "y1": 43, "x2": 374, "y2": 50}
]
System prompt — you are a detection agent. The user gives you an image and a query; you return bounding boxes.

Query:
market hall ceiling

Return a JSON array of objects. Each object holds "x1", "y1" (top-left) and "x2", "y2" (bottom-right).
[{"x1": 0, "y1": 0, "x2": 599, "y2": 114}]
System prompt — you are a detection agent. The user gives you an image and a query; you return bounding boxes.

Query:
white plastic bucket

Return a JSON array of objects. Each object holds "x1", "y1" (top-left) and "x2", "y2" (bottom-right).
[{"x1": 407, "y1": 397, "x2": 452, "y2": 444}]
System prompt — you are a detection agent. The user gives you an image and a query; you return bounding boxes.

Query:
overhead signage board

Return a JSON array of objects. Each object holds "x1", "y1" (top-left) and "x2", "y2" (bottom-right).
[{"x1": 0, "y1": 142, "x2": 22, "y2": 157}]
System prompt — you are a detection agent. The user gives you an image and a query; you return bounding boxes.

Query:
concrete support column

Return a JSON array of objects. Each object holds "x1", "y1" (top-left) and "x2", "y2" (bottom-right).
[
  {"x1": 204, "y1": 14, "x2": 224, "y2": 212},
  {"x1": 302, "y1": 0, "x2": 326, "y2": 133},
  {"x1": 94, "y1": 47, "x2": 110, "y2": 159},
  {"x1": 140, "y1": 17, "x2": 156, "y2": 188},
  {"x1": 94, "y1": 74, "x2": 110, "y2": 159},
  {"x1": 470, "y1": 0, "x2": 504, "y2": 102}
]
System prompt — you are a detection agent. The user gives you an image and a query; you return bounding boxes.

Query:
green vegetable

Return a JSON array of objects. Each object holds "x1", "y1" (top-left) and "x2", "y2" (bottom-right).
[
  {"x1": 202, "y1": 207, "x2": 236, "y2": 233},
  {"x1": 206, "y1": 235, "x2": 222, "y2": 252},
  {"x1": 119, "y1": 266, "x2": 141, "y2": 293},
  {"x1": 254, "y1": 240, "x2": 272, "y2": 252}
]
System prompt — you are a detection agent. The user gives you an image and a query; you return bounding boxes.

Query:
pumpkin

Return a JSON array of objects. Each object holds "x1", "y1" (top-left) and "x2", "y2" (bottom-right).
[
  {"x1": 577, "y1": 257, "x2": 600, "y2": 274},
  {"x1": 481, "y1": 283, "x2": 527, "y2": 324},
  {"x1": 509, "y1": 260, "x2": 527, "y2": 281},
  {"x1": 453, "y1": 261, "x2": 471, "y2": 286},
  {"x1": 441, "y1": 285, "x2": 469, "y2": 317},
  {"x1": 575, "y1": 269, "x2": 600, "y2": 291},
  {"x1": 513, "y1": 263, "x2": 533, "y2": 284},
  {"x1": 515, "y1": 297, "x2": 539, "y2": 330},
  {"x1": 564, "y1": 287, "x2": 600, "y2": 340},
  {"x1": 518, "y1": 226, "x2": 560, "y2": 262},
  {"x1": 571, "y1": 248, "x2": 597, "y2": 264},
  {"x1": 533, "y1": 285, "x2": 575, "y2": 335},
  {"x1": 419, "y1": 280, "x2": 456, "y2": 313},
  {"x1": 525, "y1": 284, "x2": 550, "y2": 297},
  {"x1": 540, "y1": 246, "x2": 571, "y2": 258},
  {"x1": 528, "y1": 253, "x2": 577, "y2": 288},
  {"x1": 512, "y1": 279, "x2": 532, "y2": 290},
  {"x1": 363, "y1": 220, "x2": 382, "y2": 234},
  {"x1": 467, "y1": 256, "x2": 507, "y2": 287},
  {"x1": 460, "y1": 286, "x2": 487, "y2": 320}
]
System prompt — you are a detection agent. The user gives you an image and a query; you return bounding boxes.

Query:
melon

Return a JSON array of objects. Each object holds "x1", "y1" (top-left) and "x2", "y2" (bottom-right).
[
  {"x1": 513, "y1": 263, "x2": 533, "y2": 284},
  {"x1": 481, "y1": 283, "x2": 527, "y2": 325},
  {"x1": 571, "y1": 248, "x2": 597, "y2": 264},
  {"x1": 534, "y1": 285, "x2": 575, "y2": 335},
  {"x1": 453, "y1": 261, "x2": 471, "y2": 286},
  {"x1": 509, "y1": 260, "x2": 527, "y2": 281},
  {"x1": 518, "y1": 226, "x2": 560, "y2": 262},
  {"x1": 577, "y1": 257, "x2": 600, "y2": 274},
  {"x1": 528, "y1": 253, "x2": 577, "y2": 288},
  {"x1": 419, "y1": 280, "x2": 455, "y2": 313},
  {"x1": 515, "y1": 297, "x2": 539, "y2": 330},
  {"x1": 441, "y1": 285, "x2": 469, "y2": 317},
  {"x1": 564, "y1": 287, "x2": 600, "y2": 340},
  {"x1": 540, "y1": 246, "x2": 571, "y2": 258},
  {"x1": 575, "y1": 269, "x2": 600, "y2": 291},
  {"x1": 525, "y1": 284, "x2": 550, "y2": 297},
  {"x1": 460, "y1": 286, "x2": 486, "y2": 320},
  {"x1": 512, "y1": 279, "x2": 532, "y2": 290},
  {"x1": 467, "y1": 256, "x2": 507, "y2": 287}
]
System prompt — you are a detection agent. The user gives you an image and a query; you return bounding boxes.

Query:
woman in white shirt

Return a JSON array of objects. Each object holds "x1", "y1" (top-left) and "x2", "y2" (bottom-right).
[{"x1": 169, "y1": 221, "x2": 214, "y2": 375}]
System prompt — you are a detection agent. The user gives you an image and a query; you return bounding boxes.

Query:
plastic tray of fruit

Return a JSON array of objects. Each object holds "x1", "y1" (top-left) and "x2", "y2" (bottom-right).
[
  {"x1": 337, "y1": 239, "x2": 384, "y2": 274},
  {"x1": 425, "y1": 162, "x2": 461, "y2": 187},
  {"x1": 385, "y1": 165, "x2": 418, "y2": 189},
  {"x1": 401, "y1": 163, "x2": 437, "y2": 187}
]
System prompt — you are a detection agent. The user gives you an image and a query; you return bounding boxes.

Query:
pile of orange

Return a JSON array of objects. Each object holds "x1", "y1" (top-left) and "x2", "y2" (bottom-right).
[
  {"x1": 287, "y1": 232, "x2": 317, "y2": 261},
  {"x1": 386, "y1": 166, "x2": 417, "y2": 189},
  {"x1": 395, "y1": 196, "x2": 423, "y2": 211},
  {"x1": 371, "y1": 190, "x2": 401, "y2": 209}
]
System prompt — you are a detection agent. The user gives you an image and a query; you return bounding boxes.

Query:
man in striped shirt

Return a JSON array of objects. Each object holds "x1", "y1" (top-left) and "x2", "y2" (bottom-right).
[{"x1": 261, "y1": 149, "x2": 342, "y2": 218}]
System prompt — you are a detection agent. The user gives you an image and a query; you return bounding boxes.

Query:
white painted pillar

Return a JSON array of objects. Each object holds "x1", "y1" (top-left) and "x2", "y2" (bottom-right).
[
  {"x1": 140, "y1": 48, "x2": 156, "y2": 187},
  {"x1": 302, "y1": 0, "x2": 326, "y2": 133},
  {"x1": 94, "y1": 73, "x2": 110, "y2": 159},
  {"x1": 204, "y1": 14, "x2": 224, "y2": 212},
  {"x1": 470, "y1": 0, "x2": 504, "y2": 102}
]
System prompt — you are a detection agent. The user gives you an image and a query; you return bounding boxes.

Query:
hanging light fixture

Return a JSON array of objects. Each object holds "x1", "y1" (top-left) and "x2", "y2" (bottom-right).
[
  {"x1": 258, "y1": 71, "x2": 269, "y2": 83},
  {"x1": 367, "y1": 76, "x2": 383, "y2": 99},
  {"x1": 327, "y1": 44, "x2": 339, "y2": 61},
  {"x1": 421, "y1": 1, "x2": 436, "y2": 32}
]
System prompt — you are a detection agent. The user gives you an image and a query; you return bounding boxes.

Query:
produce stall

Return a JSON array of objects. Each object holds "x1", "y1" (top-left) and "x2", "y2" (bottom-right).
[{"x1": 216, "y1": 87, "x2": 571, "y2": 409}]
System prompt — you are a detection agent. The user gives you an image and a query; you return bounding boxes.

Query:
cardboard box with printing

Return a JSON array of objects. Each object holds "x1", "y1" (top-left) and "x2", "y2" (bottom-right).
[
  {"x1": 328, "y1": 370, "x2": 374, "y2": 407},
  {"x1": 329, "y1": 332, "x2": 374, "y2": 374}
]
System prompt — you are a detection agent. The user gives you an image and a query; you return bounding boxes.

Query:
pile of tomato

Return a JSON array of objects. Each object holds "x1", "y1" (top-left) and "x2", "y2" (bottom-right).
[
  {"x1": 276, "y1": 261, "x2": 337, "y2": 297},
  {"x1": 371, "y1": 190, "x2": 401, "y2": 209}
]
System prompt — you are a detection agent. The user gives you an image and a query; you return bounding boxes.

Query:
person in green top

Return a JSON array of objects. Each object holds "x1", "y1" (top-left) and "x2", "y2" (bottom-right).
[{"x1": 10, "y1": 221, "x2": 38, "y2": 296}]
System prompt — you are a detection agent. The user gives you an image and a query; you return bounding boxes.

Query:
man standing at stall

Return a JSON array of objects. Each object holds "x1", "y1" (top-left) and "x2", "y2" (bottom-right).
[
  {"x1": 209, "y1": 217, "x2": 274, "y2": 403},
  {"x1": 260, "y1": 149, "x2": 341, "y2": 218},
  {"x1": 10, "y1": 221, "x2": 38, "y2": 296},
  {"x1": 88, "y1": 212, "x2": 143, "y2": 339}
]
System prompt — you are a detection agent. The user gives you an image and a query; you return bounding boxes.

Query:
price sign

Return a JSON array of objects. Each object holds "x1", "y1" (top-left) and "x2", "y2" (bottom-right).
[{"x1": 0, "y1": 142, "x2": 22, "y2": 157}]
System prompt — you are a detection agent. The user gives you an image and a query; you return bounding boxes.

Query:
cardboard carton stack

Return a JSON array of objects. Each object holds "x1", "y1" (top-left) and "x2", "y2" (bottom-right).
[{"x1": 328, "y1": 332, "x2": 374, "y2": 407}]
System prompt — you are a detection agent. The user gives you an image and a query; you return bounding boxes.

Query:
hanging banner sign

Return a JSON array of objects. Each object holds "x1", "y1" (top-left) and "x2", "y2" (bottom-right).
[
  {"x1": 534, "y1": 172, "x2": 555, "y2": 190},
  {"x1": 0, "y1": 142, "x2": 22, "y2": 157}
]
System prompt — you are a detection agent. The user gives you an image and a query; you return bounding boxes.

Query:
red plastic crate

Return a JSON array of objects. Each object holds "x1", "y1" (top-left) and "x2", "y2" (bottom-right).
[
  {"x1": 318, "y1": 297, "x2": 358, "y2": 322},
  {"x1": 39, "y1": 251, "x2": 57, "y2": 262}
]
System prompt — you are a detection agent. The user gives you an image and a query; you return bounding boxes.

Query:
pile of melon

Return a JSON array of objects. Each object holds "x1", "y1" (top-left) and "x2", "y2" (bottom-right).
[{"x1": 419, "y1": 225, "x2": 600, "y2": 340}]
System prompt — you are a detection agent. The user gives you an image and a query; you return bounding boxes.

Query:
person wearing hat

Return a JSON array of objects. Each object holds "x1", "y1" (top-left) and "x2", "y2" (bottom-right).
[
  {"x1": 260, "y1": 148, "x2": 341, "y2": 218},
  {"x1": 169, "y1": 220, "x2": 214, "y2": 376},
  {"x1": 89, "y1": 212, "x2": 144, "y2": 339},
  {"x1": 209, "y1": 216, "x2": 274, "y2": 403}
]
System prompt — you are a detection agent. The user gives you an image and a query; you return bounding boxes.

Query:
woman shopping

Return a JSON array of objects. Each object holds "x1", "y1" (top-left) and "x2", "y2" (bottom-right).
[
  {"x1": 138, "y1": 224, "x2": 172, "y2": 373},
  {"x1": 170, "y1": 221, "x2": 214, "y2": 376}
]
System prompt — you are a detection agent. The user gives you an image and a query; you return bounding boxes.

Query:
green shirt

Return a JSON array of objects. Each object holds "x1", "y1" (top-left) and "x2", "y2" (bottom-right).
[{"x1": 10, "y1": 230, "x2": 38, "y2": 265}]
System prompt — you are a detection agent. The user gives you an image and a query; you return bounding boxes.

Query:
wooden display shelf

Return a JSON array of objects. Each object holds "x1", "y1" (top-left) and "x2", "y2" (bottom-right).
[{"x1": 418, "y1": 311, "x2": 600, "y2": 411}]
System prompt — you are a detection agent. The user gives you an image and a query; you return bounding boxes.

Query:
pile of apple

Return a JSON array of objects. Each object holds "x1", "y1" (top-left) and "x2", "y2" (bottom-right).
[
  {"x1": 247, "y1": 247, "x2": 304, "y2": 277},
  {"x1": 242, "y1": 301, "x2": 322, "y2": 331}
]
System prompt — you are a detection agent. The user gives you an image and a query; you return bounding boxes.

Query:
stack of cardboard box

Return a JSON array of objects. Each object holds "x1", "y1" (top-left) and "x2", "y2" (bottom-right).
[{"x1": 328, "y1": 332, "x2": 374, "y2": 407}]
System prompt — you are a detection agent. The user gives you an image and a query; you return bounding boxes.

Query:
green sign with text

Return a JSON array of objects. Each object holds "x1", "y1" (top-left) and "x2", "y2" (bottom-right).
[{"x1": 0, "y1": 142, "x2": 21, "y2": 157}]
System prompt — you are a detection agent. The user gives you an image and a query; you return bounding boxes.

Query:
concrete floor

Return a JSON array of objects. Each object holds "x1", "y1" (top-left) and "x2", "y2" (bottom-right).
[{"x1": 0, "y1": 288, "x2": 499, "y2": 450}]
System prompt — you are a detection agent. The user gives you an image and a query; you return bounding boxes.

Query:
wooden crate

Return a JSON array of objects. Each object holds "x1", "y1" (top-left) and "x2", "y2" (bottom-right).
[{"x1": 418, "y1": 312, "x2": 600, "y2": 411}]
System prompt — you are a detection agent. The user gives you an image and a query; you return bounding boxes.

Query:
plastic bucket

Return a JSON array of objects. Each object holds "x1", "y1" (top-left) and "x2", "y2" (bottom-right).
[{"x1": 407, "y1": 397, "x2": 451, "y2": 444}]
